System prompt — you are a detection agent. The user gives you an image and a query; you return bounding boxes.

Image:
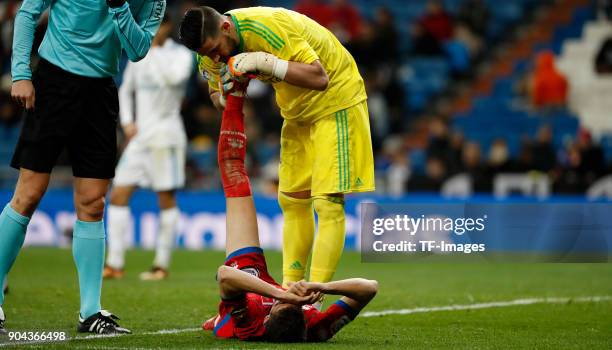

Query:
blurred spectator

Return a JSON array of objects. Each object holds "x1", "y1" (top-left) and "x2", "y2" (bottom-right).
[
  {"x1": 328, "y1": 0, "x2": 362, "y2": 44},
  {"x1": 418, "y1": 0, "x2": 454, "y2": 43},
  {"x1": 410, "y1": 23, "x2": 444, "y2": 56},
  {"x1": 529, "y1": 51, "x2": 569, "y2": 109},
  {"x1": 516, "y1": 139, "x2": 534, "y2": 172},
  {"x1": 407, "y1": 156, "x2": 447, "y2": 192},
  {"x1": 448, "y1": 130, "x2": 465, "y2": 174},
  {"x1": 373, "y1": 7, "x2": 399, "y2": 63},
  {"x1": 487, "y1": 138, "x2": 513, "y2": 174},
  {"x1": 365, "y1": 74, "x2": 390, "y2": 150},
  {"x1": 188, "y1": 105, "x2": 221, "y2": 143},
  {"x1": 554, "y1": 144, "x2": 587, "y2": 193},
  {"x1": 348, "y1": 20, "x2": 378, "y2": 69},
  {"x1": 384, "y1": 137, "x2": 411, "y2": 197},
  {"x1": 576, "y1": 129, "x2": 605, "y2": 183},
  {"x1": 595, "y1": 37, "x2": 612, "y2": 74},
  {"x1": 411, "y1": 0, "x2": 455, "y2": 57},
  {"x1": 0, "y1": 2, "x2": 21, "y2": 70},
  {"x1": 426, "y1": 118, "x2": 451, "y2": 166},
  {"x1": 453, "y1": 23, "x2": 483, "y2": 59},
  {"x1": 457, "y1": 0, "x2": 489, "y2": 37},
  {"x1": 444, "y1": 40, "x2": 471, "y2": 75},
  {"x1": 530, "y1": 125, "x2": 557, "y2": 172},
  {"x1": 460, "y1": 142, "x2": 488, "y2": 192},
  {"x1": 294, "y1": 0, "x2": 334, "y2": 28}
]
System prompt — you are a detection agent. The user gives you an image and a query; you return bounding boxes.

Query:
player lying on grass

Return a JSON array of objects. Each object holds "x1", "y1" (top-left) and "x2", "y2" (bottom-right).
[{"x1": 203, "y1": 79, "x2": 378, "y2": 342}]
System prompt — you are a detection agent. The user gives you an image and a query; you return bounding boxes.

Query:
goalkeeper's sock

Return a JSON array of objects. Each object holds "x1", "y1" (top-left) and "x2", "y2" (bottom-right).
[
  {"x1": 218, "y1": 95, "x2": 251, "y2": 198},
  {"x1": 72, "y1": 220, "x2": 105, "y2": 319},
  {"x1": 106, "y1": 205, "x2": 129, "y2": 269},
  {"x1": 309, "y1": 196, "x2": 346, "y2": 283},
  {"x1": 153, "y1": 207, "x2": 179, "y2": 269},
  {"x1": 279, "y1": 192, "x2": 314, "y2": 287},
  {"x1": 0, "y1": 204, "x2": 29, "y2": 305}
]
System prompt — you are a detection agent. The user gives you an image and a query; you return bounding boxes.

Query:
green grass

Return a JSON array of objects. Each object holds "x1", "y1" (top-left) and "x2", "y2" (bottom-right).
[{"x1": 1, "y1": 248, "x2": 611, "y2": 349}]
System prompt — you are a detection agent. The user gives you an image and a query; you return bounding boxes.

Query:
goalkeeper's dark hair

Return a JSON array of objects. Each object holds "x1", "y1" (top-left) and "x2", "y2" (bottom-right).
[
  {"x1": 179, "y1": 6, "x2": 222, "y2": 51},
  {"x1": 265, "y1": 304, "x2": 307, "y2": 342}
]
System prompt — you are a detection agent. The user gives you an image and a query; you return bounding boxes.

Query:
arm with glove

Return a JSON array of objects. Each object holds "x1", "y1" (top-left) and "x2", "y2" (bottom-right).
[{"x1": 228, "y1": 52, "x2": 329, "y2": 91}]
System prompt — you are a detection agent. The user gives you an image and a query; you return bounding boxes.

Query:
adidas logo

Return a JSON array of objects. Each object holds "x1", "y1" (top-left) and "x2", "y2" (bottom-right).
[
  {"x1": 355, "y1": 177, "x2": 363, "y2": 186},
  {"x1": 289, "y1": 261, "x2": 303, "y2": 270}
]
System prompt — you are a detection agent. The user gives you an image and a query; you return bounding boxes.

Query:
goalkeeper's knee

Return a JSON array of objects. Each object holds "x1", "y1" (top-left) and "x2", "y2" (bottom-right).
[{"x1": 313, "y1": 195, "x2": 345, "y2": 221}]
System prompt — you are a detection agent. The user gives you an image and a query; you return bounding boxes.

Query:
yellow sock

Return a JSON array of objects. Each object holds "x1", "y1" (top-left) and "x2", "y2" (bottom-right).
[
  {"x1": 279, "y1": 192, "x2": 314, "y2": 287},
  {"x1": 310, "y1": 196, "x2": 345, "y2": 283}
]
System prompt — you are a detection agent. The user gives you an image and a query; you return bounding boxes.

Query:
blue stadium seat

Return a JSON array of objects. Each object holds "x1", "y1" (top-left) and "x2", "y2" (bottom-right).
[
  {"x1": 487, "y1": 1, "x2": 522, "y2": 23},
  {"x1": 492, "y1": 78, "x2": 514, "y2": 98},
  {"x1": 602, "y1": 134, "x2": 612, "y2": 163},
  {"x1": 189, "y1": 147, "x2": 215, "y2": 174},
  {"x1": 409, "y1": 148, "x2": 426, "y2": 175}
]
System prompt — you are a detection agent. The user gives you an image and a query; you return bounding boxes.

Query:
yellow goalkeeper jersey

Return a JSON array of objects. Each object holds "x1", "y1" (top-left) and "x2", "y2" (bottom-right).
[{"x1": 198, "y1": 7, "x2": 367, "y2": 122}]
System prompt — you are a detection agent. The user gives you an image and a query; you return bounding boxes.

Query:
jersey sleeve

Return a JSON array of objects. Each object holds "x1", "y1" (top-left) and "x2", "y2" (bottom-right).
[
  {"x1": 109, "y1": 0, "x2": 166, "y2": 62},
  {"x1": 197, "y1": 54, "x2": 222, "y2": 92},
  {"x1": 11, "y1": 0, "x2": 53, "y2": 81},
  {"x1": 305, "y1": 300, "x2": 358, "y2": 342}
]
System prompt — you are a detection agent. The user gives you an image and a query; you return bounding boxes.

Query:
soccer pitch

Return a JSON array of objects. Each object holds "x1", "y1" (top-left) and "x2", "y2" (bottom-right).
[{"x1": 1, "y1": 248, "x2": 610, "y2": 349}]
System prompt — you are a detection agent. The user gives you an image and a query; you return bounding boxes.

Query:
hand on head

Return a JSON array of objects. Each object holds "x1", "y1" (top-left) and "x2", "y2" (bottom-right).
[
  {"x1": 277, "y1": 287, "x2": 322, "y2": 306},
  {"x1": 286, "y1": 280, "x2": 326, "y2": 297}
]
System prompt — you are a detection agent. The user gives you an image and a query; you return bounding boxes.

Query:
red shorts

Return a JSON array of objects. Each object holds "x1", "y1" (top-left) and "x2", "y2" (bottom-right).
[{"x1": 223, "y1": 247, "x2": 279, "y2": 287}]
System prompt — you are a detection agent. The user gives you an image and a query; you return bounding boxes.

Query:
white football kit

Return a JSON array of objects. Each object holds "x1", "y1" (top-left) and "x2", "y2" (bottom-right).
[{"x1": 114, "y1": 39, "x2": 193, "y2": 191}]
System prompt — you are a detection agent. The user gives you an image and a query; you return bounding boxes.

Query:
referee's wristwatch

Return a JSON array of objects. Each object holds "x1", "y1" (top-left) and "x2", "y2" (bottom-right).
[{"x1": 107, "y1": 0, "x2": 126, "y2": 8}]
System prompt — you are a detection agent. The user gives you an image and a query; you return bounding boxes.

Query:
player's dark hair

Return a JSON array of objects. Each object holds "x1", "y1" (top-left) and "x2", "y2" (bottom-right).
[
  {"x1": 179, "y1": 6, "x2": 222, "y2": 51},
  {"x1": 265, "y1": 304, "x2": 307, "y2": 342}
]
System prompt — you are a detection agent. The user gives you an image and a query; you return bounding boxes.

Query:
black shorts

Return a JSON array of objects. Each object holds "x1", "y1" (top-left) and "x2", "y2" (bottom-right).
[{"x1": 11, "y1": 59, "x2": 119, "y2": 179}]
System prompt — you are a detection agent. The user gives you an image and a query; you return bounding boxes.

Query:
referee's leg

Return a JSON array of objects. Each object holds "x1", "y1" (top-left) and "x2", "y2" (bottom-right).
[
  {"x1": 0, "y1": 168, "x2": 50, "y2": 306},
  {"x1": 72, "y1": 177, "x2": 111, "y2": 319}
]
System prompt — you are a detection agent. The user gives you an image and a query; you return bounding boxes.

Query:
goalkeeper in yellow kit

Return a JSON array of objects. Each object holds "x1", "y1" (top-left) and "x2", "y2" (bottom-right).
[{"x1": 179, "y1": 6, "x2": 374, "y2": 289}]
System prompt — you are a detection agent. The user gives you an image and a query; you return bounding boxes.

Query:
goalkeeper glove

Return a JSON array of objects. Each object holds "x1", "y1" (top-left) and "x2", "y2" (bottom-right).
[
  {"x1": 218, "y1": 64, "x2": 250, "y2": 108},
  {"x1": 219, "y1": 64, "x2": 250, "y2": 97},
  {"x1": 228, "y1": 52, "x2": 288, "y2": 81}
]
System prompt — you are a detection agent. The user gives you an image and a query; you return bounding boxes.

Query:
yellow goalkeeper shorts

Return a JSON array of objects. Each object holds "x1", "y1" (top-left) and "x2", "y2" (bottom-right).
[{"x1": 278, "y1": 100, "x2": 375, "y2": 196}]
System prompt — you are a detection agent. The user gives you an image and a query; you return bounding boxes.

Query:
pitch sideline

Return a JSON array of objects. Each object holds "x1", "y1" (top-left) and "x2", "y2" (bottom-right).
[{"x1": 1, "y1": 295, "x2": 610, "y2": 347}]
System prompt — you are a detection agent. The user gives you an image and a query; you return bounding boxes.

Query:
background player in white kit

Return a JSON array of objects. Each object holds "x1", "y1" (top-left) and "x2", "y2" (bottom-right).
[{"x1": 104, "y1": 14, "x2": 194, "y2": 281}]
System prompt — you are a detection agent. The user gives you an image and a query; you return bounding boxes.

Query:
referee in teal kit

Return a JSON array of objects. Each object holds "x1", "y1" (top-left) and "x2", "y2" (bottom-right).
[{"x1": 1, "y1": 0, "x2": 165, "y2": 335}]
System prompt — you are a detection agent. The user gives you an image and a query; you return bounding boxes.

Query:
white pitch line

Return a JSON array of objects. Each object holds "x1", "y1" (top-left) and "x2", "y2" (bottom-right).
[
  {"x1": 0, "y1": 328, "x2": 201, "y2": 348},
  {"x1": 361, "y1": 295, "x2": 612, "y2": 317},
  {"x1": 78, "y1": 327, "x2": 201, "y2": 340},
  {"x1": 2, "y1": 296, "x2": 610, "y2": 348}
]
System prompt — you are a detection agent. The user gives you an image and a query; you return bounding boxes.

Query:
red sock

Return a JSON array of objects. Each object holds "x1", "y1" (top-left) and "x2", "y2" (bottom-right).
[{"x1": 218, "y1": 95, "x2": 252, "y2": 197}]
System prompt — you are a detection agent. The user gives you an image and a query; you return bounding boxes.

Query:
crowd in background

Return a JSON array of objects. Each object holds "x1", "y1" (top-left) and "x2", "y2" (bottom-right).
[{"x1": 0, "y1": 0, "x2": 610, "y2": 196}]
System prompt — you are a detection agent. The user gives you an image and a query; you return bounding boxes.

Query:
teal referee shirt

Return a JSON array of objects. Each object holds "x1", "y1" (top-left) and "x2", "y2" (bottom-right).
[{"x1": 11, "y1": 0, "x2": 166, "y2": 81}]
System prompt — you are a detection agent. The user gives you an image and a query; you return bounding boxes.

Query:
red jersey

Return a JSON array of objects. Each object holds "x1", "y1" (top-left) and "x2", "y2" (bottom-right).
[
  {"x1": 203, "y1": 246, "x2": 356, "y2": 341},
  {"x1": 207, "y1": 297, "x2": 356, "y2": 342}
]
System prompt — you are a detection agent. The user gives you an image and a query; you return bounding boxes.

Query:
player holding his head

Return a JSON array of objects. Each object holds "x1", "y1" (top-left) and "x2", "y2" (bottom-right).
[
  {"x1": 2, "y1": 0, "x2": 165, "y2": 334},
  {"x1": 103, "y1": 13, "x2": 193, "y2": 281},
  {"x1": 179, "y1": 5, "x2": 375, "y2": 297},
  {"x1": 203, "y1": 78, "x2": 378, "y2": 342}
]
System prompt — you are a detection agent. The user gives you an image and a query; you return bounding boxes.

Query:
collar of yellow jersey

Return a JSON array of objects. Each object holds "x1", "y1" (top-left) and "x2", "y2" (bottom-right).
[{"x1": 226, "y1": 13, "x2": 244, "y2": 53}]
